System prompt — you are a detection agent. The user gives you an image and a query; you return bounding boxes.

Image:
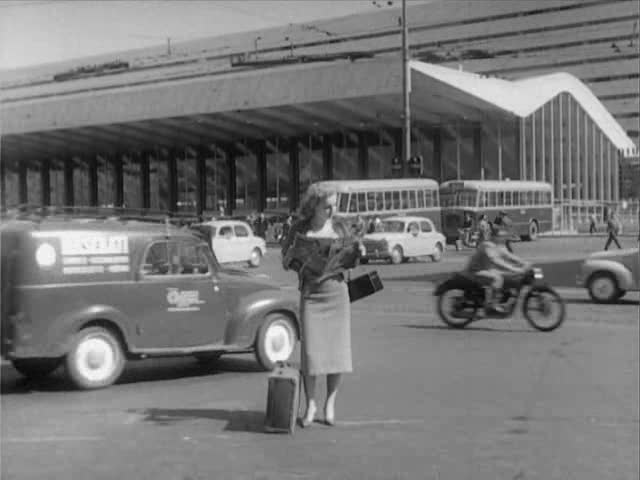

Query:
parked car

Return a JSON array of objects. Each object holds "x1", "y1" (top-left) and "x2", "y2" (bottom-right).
[
  {"x1": 191, "y1": 220, "x2": 267, "y2": 267},
  {"x1": 0, "y1": 214, "x2": 299, "y2": 389},
  {"x1": 360, "y1": 216, "x2": 446, "y2": 264},
  {"x1": 577, "y1": 247, "x2": 639, "y2": 303}
]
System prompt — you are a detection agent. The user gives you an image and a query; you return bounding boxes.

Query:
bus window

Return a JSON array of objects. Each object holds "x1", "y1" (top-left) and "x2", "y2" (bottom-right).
[
  {"x1": 408, "y1": 191, "x2": 417, "y2": 209},
  {"x1": 505, "y1": 191, "x2": 512, "y2": 206},
  {"x1": 478, "y1": 192, "x2": 487, "y2": 207},
  {"x1": 375, "y1": 192, "x2": 384, "y2": 211},
  {"x1": 338, "y1": 193, "x2": 350, "y2": 213},
  {"x1": 417, "y1": 190, "x2": 425, "y2": 208},
  {"x1": 545, "y1": 191, "x2": 552, "y2": 204},
  {"x1": 349, "y1": 194, "x2": 358, "y2": 213},
  {"x1": 497, "y1": 191, "x2": 504, "y2": 206},
  {"x1": 488, "y1": 191, "x2": 496, "y2": 207},
  {"x1": 400, "y1": 191, "x2": 408, "y2": 209},
  {"x1": 425, "y1": 190, "x2": 433, "y2": 207},
  {"x1": 367, "y1": 192, "x2": 376, "y2": 212},
  {"x1": 384, "y1": 191, "x2": 392, "y2": 210},
  {"x1": 392, "y1": 191, "x2": 401, "y2": 209},
  {"x1": 357, "y1": 192, "x2": 366, "y2": 212},
  {"x1": 434, "y1": 190, "x2": 440, "y2": 207}
]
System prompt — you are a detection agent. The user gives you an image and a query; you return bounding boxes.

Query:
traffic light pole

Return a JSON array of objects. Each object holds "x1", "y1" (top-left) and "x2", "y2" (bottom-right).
[{"x1": 401, "y1": 0, "x2": 411, "y2": 178}]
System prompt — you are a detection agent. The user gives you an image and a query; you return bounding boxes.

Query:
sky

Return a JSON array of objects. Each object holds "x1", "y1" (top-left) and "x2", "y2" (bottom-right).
[{"x1": 0, "y1": 0, "x2": 420, "y2": 70}]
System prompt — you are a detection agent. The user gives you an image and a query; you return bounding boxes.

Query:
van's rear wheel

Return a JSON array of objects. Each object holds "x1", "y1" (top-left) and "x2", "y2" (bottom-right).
[
  {"x1": 12, "y1": 358, "x2": 62, "y2": 380},
  {"x1": 65, "y1": 327, "x2": 125, "y2": 390}
]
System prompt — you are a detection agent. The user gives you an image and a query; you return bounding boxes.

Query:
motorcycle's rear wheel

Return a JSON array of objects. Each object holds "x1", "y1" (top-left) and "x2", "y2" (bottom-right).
[
  {"x1": 522, "y1": 286, "x2": 566, "y2": 332},
  {"x1": 437, "y1": 288, "x2": 478, "y2": 329}
]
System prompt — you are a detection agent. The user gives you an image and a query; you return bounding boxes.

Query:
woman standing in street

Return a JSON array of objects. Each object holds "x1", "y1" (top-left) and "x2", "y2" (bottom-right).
[{"x1": 281, "y1": 184, "x2": 356, "y2": 427}]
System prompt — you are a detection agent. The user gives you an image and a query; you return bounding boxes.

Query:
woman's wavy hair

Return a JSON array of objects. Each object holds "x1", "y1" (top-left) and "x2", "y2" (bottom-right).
[{"x1": 296, "y1": 183, "x2": 337, "y2": 226}]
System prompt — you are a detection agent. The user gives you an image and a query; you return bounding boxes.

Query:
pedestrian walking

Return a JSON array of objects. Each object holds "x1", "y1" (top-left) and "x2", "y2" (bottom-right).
[
  {"x1": 589, "y1": 213, "x2": 597, "y2": 234},
  {"x1": 604, "y1": 211, "x2": 622, "y2": 250},
  {"x1": 477, "y1": 214, "x2": 492, "y2": 245},
  {"x1": 281, "y1": 184, "x2": 357, "y2": 427},
  {"x1": 495, "y1": 211, "x2": 515, "y2": 253}
]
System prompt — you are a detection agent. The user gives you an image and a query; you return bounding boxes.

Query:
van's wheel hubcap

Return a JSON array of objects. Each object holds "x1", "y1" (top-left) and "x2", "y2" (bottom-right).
[
  {"x1": 75, "y1": 337, "x2": 116, "y2": 382},
  {"x1": 264, "y1": 320, "x2": 294, "y2": 362}
]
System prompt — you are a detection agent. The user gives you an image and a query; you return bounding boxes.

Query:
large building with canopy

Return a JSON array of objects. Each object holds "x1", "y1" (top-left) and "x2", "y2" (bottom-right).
[{"x1": 1, "y1": 0, "x2": 638, "y2": 229}]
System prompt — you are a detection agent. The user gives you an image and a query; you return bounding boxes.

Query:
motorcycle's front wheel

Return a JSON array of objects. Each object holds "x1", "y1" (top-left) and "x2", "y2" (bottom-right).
[
  {"x1": 436, "y1": 288, "x2": 478, "y2": 329},
  {"x1": 522, "y1": 285, "x2": 566, "y2": 332}
]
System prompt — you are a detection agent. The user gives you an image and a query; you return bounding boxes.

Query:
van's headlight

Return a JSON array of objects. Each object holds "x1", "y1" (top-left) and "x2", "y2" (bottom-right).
[
  {"x1": 35, "y1": 243, "x2": 57, "y2": 267},
  {"x1": 533, "y1": 267, "x2": 543, "y2": 279}
]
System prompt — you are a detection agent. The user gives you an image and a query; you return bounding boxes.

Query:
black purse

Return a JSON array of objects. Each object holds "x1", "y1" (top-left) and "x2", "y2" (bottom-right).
[{"x1": 347, "y1": 270, "x2": 384, "y2": 303}]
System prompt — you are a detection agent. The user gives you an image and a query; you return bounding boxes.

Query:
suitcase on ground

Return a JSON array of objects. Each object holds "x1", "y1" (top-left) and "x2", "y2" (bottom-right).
[{"x1": 264, "y1": 363, "x2": 301, "y2": 434}]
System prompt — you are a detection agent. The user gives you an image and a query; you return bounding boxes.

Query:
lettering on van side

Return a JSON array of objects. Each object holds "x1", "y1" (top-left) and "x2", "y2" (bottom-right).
[{"x1": 166, "y1": 288, "x2": 206, "y2": 312}]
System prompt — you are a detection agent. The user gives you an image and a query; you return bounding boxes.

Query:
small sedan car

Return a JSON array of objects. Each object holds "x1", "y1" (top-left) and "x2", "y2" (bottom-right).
[
  {"x1": 577, "y1": 247, "x2": 640, "y2": 303},
  {"x1": 1, "y1": 215, "x2": 298, "y2": 389},
  {"x1": 361, "y1": 216, "x2": 446, "y2": 264},
  {"x1": 192, "y1": 220, "x2": 267, "y2": 267}
]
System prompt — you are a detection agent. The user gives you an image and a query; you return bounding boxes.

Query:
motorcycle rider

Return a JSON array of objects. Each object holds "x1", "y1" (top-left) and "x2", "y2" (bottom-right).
[{"x1": 463, "y1": 228, "x2": 531, "y2": 313}]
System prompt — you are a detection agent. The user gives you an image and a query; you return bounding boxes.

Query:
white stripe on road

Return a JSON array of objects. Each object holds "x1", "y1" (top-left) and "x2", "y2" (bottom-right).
[{"x1": 2, "y1": 436, "x2": 103, "y2": 443}]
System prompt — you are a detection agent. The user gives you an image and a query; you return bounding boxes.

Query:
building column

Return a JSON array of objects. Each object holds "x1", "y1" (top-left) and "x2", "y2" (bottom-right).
[
  {"x1": 322, "y1": 134, "x2": 333, "y2": 180},
  {"x1": 473, "y1": 124, "x2": 483, "y2": 180},
  {"x1": 541, "y1": 105, "x2": 546, "y2": 183},
  {"x1": 391, "y1": 128, "x2": 403, "y2": 178},
  {"x1": 167, "y1": 149, "x2": 178, "y2": 213},
  {"x1": 256, "y1": 140, "x2": 267, "y2": 212},
  {"x1": 195, "y1": 146, "x2": 208, "y2": 219},
  {"x1": 225, "y1": 146, "x2": 236, "y2": 215},
  {"x1": 357, "y1": 131, "x2": 369, "y2": 178},
  {"x1": 532, "y1": 111, "x2": 537, "y2": 181},
  {"x1": 40, "y1": 158, "x2": 51, "y2": 206},
  {"x1": 140, "y1": 152, "x2": 151, "y2": 209},
  {"x1": 567, "y1": 95, "x2": 573, "y2": 206},
  {"x1": 613, "y1": 151, "x2": 620, "y2": 202},
  {"x1": 0, "y1": 157, "x2": 6, "y2": 209},
  {"x1": 515, "y1": 118, "x2": 523, "y2": 180},
  {"x1": 18, "y1": 161, "x2": 28, "y2": 204},
  {"x1": 497, "y1": 122, "x2": 503, "y2": 180},
  {"x1": 113, "y1": 153, "x2": 124, "y2": 208},
  {"x1": 64, "y1": 157, "x2": 74, "y2": 206},
  {"x1": 88, "y1": 155, "x2": 98, "y2": 207},
  {"x1": 288, "y1": 137, "x2": 300, "y2": 211}
]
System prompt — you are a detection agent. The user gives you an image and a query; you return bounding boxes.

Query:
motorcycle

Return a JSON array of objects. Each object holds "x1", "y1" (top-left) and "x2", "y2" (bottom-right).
[{"x1": 434, "y1": 267, "x2": 566, "y2": 331}]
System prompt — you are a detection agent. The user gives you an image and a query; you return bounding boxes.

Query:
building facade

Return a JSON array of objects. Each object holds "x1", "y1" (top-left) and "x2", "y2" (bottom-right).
[{"x1": 1, "y1": 0, "x2": 638, "y2": 230}]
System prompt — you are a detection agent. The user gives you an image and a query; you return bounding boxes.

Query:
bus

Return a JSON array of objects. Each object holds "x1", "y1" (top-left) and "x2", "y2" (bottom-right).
[
  {"x1": 313, "y1": 179, "x2": 442, "y2": 230},
  {"x1": 439, "y1": 180, "x2": 553, "y2": 243}
]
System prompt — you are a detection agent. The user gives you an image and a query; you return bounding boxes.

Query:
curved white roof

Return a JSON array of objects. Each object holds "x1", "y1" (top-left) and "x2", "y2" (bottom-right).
[
  {"x1": 315, "y1": 178, "x2": 439, "y2": 192},
  {"x1": 440, "y1": 180, "x2": 552, "y2": 191},
  {"x1": 411, "y1": 61, "x2": 637, "y2": 157}
]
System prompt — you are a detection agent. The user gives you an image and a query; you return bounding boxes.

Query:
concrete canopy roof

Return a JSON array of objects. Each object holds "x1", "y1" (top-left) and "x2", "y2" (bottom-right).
[{"x1": 1, "y1": 58, "x2": 636, "y2": 163}]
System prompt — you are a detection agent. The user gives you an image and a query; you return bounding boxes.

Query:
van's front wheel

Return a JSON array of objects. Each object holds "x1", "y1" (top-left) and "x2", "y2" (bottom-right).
[
  {"x1": 12, "y1": 358, "x2": 62, "y2": 380},
  {"x1": 65, "y1": 327, "x2": 125, "y2": 390}
]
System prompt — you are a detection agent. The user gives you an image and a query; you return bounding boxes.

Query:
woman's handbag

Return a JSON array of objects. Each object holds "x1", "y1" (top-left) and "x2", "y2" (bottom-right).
[{"x1": 347, "y1": 270, "x2": 384, "y2": 302}]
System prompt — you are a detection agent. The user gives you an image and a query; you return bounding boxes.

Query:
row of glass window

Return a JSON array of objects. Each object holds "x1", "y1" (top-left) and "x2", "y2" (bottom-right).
[
  {"x1": 337, "y1": 189, "x2": 440, "y2": 214},
  {"x1": 441, "y1": 189, "x2": 553, "y2": 208}
]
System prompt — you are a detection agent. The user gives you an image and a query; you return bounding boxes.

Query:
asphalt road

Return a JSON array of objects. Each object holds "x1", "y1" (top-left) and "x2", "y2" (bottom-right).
[{"x1": 1, "y1": 237, "x2": 638, "y2": 480}]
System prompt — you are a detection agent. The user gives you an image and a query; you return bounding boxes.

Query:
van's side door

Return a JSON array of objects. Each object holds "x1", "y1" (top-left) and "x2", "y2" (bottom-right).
[{"x1": 131, "y1": 239, "x2": 228, "y2": 349}]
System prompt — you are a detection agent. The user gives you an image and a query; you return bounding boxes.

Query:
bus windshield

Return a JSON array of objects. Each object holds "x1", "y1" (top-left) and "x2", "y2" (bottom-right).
[
  {"x1": 381, "y1": 220, "x2": 405, "y2": 233},
  {"x1": 441, "y1": 189, "x2": 478, "y2": 208}
]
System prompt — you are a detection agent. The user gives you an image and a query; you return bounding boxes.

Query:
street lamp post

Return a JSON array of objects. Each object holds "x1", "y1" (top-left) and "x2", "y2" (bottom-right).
[{"x1": 401, "y1": 0, "x2": 411, "y2": 178}]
